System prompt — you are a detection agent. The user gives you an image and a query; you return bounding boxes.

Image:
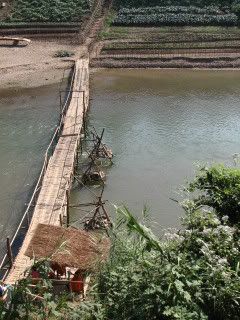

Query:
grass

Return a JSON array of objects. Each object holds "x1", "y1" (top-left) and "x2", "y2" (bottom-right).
[
  {"x1": 100, "y1": 25, "x2": 240, "y2": 56},
  {"x1": 102, "y1": 26, "x2": 240, "y2": 40},
  {"x1": 98, "y1": 11, "x2": 116, "y2": 40}
]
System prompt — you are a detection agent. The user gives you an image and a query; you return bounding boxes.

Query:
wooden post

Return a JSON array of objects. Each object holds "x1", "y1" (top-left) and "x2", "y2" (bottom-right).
[
  {"x1": 59, "y1": 213, "x2": 63, "y2": 226},
  {"x1": 7, "y1": 237, "x2": 13, "y2": 268},
  {"x1": 59, "y1": 91, "x2": 62, "y2": 116},
  {"x1": 82, "y1": 91, "x2": 86, "y2": 135},
  {"x1": 26, "y1": 210, "x2": 30, "y2": 227},
  {"x1": 66, "y1": 190, "x2": 70, "y2": 227},
  {"x1": 101, "y1": 204, "x2": 111, "y2": 222},
  {"x1": 75, "y1": 151, "x2": 79, "y2": 174}
]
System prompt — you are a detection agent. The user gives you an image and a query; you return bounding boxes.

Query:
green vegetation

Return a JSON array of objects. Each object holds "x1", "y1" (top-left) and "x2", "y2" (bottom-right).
[
  {"x1": 54, "y1": 50, "x2": 75, "y2": 58},
  {"x1": 81, "y1": 164, "x2": 240, "y2": 320},
  {"x1": 100, "y1": 26, "x2": 240, "y2": 57},
  {"x1": 100, "y1": 25, "x2": 240, "y2": 40},
  {"x1": 187, "y1": 164, "x2": 240, "y2": 224},
  {"x1": 119, "y1": 6, "x2": 228, "y2": 15},
  {"x1": 104, "y1": 40, "x2": 240, "y2": 50},
  {"x1": 6, "y1": 0, "x2": 91, "y2": 22},
  {"x1": 113, "y1": 6, "x2": 238, "y2": 26},
  {"x1": 114, "y1": 13, "x2": 237, "y2": 26},
  {"x1": 98, "y1": 11, "x2": 116, "y2": 40},
  {"x1": 0, "y1": 163, "x2": 240, "y2": 319},
  {"x1": 113, "y1": 0, "x2": 240, "y2": 9}
]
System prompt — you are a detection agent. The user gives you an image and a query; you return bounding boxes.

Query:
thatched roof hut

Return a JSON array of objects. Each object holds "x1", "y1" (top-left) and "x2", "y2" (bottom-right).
[{"x1": 25, "y1": 224, "x2": 110, "y2": 271}]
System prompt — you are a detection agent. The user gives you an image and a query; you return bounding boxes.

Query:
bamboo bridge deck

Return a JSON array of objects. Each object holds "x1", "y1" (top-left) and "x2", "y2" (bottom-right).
[{"x1": 6, "y1": 58, "x2": 89, "y2": 284}]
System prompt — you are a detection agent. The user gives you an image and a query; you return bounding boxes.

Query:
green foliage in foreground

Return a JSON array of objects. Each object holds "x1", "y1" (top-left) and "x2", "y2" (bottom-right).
[
  {"x1": 87, "y1": 211, "x2": 240, "y2": 319},
  {"x1": 0, "y1": 164, "x2": 240, "y2": 319},
  {"x1": 7, "y1": 0, "x2": 91, "y2": 22},
  {"x1": 187, "y1": 164, "x2": 240, "y2": 224}
]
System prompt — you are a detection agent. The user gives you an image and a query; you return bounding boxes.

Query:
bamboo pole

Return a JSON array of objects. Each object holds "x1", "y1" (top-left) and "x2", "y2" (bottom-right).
[
  {"x1": 66, "y1": 190, "x2": 70, "y2": 227},
  {"x1": 6, "y1": 238, "x2": 13, "y2": 268},
  {"x1": 59, "y1": 214, "x2": 63, "y2": 227}
]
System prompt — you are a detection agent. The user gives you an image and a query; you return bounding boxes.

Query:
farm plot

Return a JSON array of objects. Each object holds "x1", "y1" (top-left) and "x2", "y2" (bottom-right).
[
  {"x1": 94, "y1": 25, "x2": 240, "y2": 67},
  {"x1": 113, "y1": 6, "x2": 238, "y2": 27}
]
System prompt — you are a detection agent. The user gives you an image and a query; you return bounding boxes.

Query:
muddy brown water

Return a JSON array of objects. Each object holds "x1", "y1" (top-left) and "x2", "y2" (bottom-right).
[
  {"x1": 0, "y1": 84, "x2": 60, "y2": 259},
  {"x1": 71, "y1": 69, "x2": 240, "y2": 233},
  {"x1": 1, "y1": 69, "x2": 240, "y2": 260}
]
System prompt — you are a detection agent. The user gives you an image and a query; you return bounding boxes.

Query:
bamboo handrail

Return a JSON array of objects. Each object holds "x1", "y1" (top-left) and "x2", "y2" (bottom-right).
[{"x1": 0, "y1": 62, "x2": 81, "y2": 281}]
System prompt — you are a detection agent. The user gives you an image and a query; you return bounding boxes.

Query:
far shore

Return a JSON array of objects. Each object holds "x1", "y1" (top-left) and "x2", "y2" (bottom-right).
[{"x1": 2, "y1": 37, "x2": 240, "y2": 91}]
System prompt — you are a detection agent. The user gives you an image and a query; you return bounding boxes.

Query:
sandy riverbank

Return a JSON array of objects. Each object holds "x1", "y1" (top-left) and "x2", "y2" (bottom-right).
[{"x1": 0, "y1": 39, "x2": 87, "y2": 89}]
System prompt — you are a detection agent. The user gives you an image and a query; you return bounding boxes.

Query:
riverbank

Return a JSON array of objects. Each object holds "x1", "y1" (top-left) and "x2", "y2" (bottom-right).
[{"x1": 0, "y1": 39, "x2": 87, "y2": 89}]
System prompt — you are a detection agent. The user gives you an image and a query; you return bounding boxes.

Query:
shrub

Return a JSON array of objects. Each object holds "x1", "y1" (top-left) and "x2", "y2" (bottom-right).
[
  {"x1": 187, "y1": 164, "x2": 240, "y2": 224},
  {"x1": 74, "y1": 201, "x2": 240, "y2": 320},
  {"x1": 54, "y1": 50, "x2": 75, "y2": 58},
  {"x1": 232, "y1": 3, "x2": 240, "y2": 19}
]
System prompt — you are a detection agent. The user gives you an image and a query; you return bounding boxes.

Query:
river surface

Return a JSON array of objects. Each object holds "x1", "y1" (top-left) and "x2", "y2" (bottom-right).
[
  {"x1": 0, "y1": 84, "x2": 60, "y2": 257},
  {"x1": 1, "y1": 70, "x2": 240, "y2": 252},
  {"x1": 71, "y1": 69, "x2": 240, "y2": 232}
]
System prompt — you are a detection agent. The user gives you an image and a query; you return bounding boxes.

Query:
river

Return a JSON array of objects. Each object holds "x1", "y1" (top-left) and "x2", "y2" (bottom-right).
[
  {"x1": 71, "y1": 69, "x2": 240, "y2": 232},
  {"x1": 0, "y1": 84, "x2": 60, "y2": 258},
  {"x1": 1, "y1": 69, "x2": 240, "y2": 251}
]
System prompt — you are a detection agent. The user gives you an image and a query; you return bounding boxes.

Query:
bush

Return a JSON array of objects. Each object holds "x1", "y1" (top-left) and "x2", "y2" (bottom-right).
[
  {"x1": 54, "y1": 50, "x2": 75, "y2": 58},
  {"x1": 74, "y1": 164, "x2": 240, "y2": 320},
  {"x1": 74, "y1": 198, "x2": 240, "y2": 319},
  {"x1": 232, "y1": 3, "x2": 240, "y2": 19},
  {"x1": 187, "y1": 164, "x2": 240, "y2": 224}
]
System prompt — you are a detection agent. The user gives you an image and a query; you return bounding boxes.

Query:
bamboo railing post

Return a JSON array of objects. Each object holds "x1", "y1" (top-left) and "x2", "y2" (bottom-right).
[
  {"x1": 66, "y1": 190, "x2": 70, "y2": 227},
  {"x1": 26, "y1": 210, "x2": 30, "y2": 227},
  {"x1": 82, "y1": 91, "x2": 87, "y2": 135},
  {"x1": 59, "y1": 213, "x2": 63, "y2": 226},
  {"x1": 6, "y1": 237, "x2": 13, "y2": 268}
]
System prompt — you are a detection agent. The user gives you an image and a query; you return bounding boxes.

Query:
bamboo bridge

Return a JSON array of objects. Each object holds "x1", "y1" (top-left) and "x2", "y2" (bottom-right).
[{"x1": 5, "y1": 58, "x2": 89, "y2": 284}]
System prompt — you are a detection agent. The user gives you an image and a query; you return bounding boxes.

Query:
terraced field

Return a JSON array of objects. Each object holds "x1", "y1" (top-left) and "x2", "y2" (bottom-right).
[{"x1": 92, "y1": 26, "x2": 240, "y2": 68}]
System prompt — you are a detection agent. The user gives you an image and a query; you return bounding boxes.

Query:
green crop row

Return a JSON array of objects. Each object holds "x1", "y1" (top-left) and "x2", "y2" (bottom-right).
[
  {"x1": 113, "y1": 0, "x2": 237, "y2": 9},
  {"x1": 119, "y1": 6, "x2": 226, "y2": 15},
  {"x1": 104, "y1": 40, "x2": 240, "y2": 50},
  {"x1": 113, "y1": 13, "x2": 238, "y2": 26}
]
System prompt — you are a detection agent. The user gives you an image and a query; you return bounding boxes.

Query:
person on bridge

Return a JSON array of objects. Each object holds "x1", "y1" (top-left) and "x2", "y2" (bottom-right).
[{"x1": 0, "y1": 283, "x2": 8, "y2": 302}]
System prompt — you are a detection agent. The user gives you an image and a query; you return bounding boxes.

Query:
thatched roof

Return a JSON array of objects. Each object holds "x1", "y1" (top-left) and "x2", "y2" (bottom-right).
[{"x1": 25, "y1": 224, "x2": 110, "y2": 270}]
